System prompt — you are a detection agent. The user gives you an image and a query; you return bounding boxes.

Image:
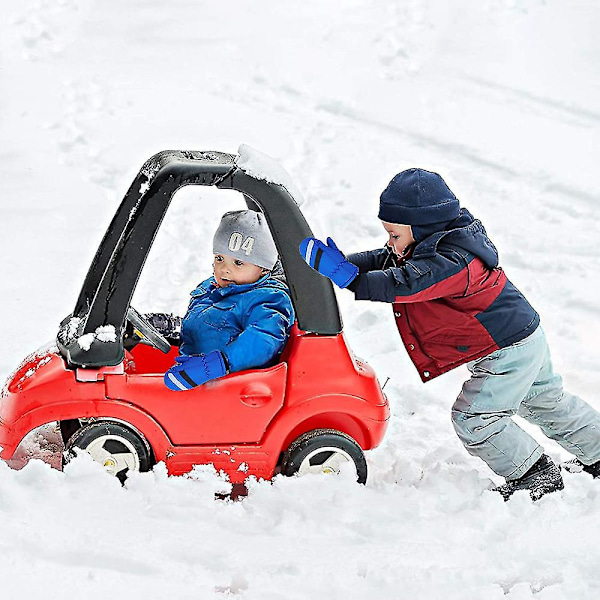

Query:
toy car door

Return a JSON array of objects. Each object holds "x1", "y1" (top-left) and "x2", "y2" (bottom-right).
[{"x1": 104, "y1": 362, "x2": 287, "y2": 445}]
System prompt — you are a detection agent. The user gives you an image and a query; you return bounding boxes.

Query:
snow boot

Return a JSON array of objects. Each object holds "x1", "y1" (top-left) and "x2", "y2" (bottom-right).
[
  {"x1": 493, "y1": 454, "x2": 564, "y2": 501},
  {"x1": 562, "y1": 458, "x2": 600, "y2": 478}
]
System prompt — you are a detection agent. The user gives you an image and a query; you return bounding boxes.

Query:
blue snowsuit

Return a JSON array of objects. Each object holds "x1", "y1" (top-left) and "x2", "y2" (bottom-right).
[{"x1": 180, "y1": 275, "x2": 295, "y2": 373}]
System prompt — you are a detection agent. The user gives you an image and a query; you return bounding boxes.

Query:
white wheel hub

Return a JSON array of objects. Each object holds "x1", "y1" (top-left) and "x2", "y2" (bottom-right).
[
  {"x1": 84, "y1": 435, "x2": 140, "y2": 476},
  {"x1": 297, "y1": 446, "x2": 357, "y2": 478}
]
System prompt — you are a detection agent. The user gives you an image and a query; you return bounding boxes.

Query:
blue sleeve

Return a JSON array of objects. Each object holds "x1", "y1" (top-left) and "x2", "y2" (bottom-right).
[{"x1": 223, "y1": 290, "x2": 295, "y2": 372}]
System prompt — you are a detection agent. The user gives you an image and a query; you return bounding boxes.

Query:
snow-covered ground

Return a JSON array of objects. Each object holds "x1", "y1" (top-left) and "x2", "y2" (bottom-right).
[{"x1": 1, "y1": 1, "x2": 600, "y2": 598}]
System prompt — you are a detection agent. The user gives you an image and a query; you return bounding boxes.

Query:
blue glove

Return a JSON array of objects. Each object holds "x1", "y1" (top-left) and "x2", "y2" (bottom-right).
[
  {"x1": 299, "y1": 237, "x2": 358, "y2": 289},
  {"x1": 164, "y1": 350, "x2": 227, "y2": 391}
]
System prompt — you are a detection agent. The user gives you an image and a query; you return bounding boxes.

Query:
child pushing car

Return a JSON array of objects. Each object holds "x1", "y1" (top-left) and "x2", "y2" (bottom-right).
[
  {"x1": 300, "y1": 168, "x2": 600, "y2": 501},
  {"x1": 150, "y1": 209, "x2": 294, "y2": 391}
]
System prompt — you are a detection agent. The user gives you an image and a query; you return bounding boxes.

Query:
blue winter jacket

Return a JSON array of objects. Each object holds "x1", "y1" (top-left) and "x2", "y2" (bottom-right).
[{"x1": 179, "y1": 275, "x2": 295, "y2": 373}]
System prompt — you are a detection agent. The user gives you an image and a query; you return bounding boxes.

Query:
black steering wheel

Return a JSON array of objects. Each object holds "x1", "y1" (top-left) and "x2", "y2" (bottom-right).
[{"x1": 126, "y1": 306, "x2": 172, "y2": 354}]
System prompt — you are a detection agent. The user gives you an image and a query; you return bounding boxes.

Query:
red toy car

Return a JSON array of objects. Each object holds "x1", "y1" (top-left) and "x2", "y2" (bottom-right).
[{"x1": 0, "y1": 149, "x2": 389, "y2": 484}]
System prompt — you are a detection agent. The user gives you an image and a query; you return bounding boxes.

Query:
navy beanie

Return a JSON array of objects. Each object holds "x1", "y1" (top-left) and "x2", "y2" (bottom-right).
[{"x1": 378, "y1": 169, "x2": 460, "y2": 236}]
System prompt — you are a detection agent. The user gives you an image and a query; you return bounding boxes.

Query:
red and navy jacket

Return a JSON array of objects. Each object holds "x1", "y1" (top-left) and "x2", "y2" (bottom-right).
[{"x1": 347, "y1": 209, "x2": 539, "y2": 382}]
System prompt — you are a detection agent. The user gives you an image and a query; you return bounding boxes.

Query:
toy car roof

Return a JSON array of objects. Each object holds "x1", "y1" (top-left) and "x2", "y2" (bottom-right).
[{"x1": 57, "y1": 150, "x2": 342, "y2": 368}]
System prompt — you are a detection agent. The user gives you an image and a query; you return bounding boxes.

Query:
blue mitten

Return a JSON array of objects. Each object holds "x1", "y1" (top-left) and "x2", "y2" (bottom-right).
[
  {"x1": 299, "y1": 237, "x2": 358, "y2": 289},
  {"x1": 164, "y1": 350, "x2": 227, "y2": 391}
]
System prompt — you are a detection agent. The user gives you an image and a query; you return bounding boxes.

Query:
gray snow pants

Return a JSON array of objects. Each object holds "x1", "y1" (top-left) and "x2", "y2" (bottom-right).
[{"x1": 451, "y1": 326, "x2": 600, "y2": 481}]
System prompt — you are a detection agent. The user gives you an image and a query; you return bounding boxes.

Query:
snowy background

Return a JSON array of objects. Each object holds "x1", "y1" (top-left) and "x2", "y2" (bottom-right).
[{"x1": 2, "y1": 1, "x2": 600, "y2": 598}]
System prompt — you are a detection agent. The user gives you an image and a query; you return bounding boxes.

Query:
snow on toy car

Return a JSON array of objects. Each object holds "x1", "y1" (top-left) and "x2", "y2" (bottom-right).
[{"x1": 0, "y1": 147, "x2": 389, "y2": 484}]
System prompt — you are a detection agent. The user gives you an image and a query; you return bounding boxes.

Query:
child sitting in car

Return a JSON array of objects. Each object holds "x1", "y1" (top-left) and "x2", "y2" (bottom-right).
[{"x1": 158, "y1": 209, "x2": 294, "y2": 391}]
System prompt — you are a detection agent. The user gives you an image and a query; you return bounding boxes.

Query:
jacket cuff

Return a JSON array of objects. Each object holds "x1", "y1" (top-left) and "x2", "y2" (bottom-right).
[
  {"x1": 219, "y1": 350, "x2": 231, "y2": 374},
  {"x1": 350, "y1": 271, "x2": 395, "y2": 303},
  {"x1": 348, "y1": 273, "x2": 370, "y2": 298},
  {"x1": 346, "y1": 275, "x2": 360, "y2": 292}
]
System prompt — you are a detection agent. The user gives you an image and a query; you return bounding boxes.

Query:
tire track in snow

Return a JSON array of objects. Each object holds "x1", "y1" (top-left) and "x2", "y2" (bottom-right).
[
  {"x1": 461, "y1": 75, "x2": 600, "y2": 127},
  {"x1": 215, "y1": 77, "x2": 598, "y2": 210},
  {"x1": 215, "y1": 79, "x2": 520, "y2": 178}
]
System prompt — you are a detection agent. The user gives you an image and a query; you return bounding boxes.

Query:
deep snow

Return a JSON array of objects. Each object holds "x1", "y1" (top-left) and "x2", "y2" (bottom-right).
[{"x1": 1, "y1": 1, "x2": 600, "y2": 598}]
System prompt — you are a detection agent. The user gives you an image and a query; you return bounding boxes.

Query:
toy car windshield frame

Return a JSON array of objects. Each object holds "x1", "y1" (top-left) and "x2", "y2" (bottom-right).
[{"x1": 57, "y1": 150, "x2": 342, "y2": 368}]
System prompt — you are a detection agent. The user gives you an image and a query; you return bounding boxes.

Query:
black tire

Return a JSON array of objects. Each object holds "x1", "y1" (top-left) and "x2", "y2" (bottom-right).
[
  {"x1": 64, "y1": 421, "x2": 153, "y2": 484},
  {"x1": 59, "y1": 419, "x2": 81, "y2": 446},
  {"x1": 281, "y1": 428, "x2": 368, "y2": 484}
]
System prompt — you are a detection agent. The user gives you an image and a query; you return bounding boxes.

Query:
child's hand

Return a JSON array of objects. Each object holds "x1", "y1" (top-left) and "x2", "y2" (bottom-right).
[
  {"x1": 164, "y1": 350, "x2": 228, "y2": 391},
  {"x1": 299, "y1": 237, "x2": 358, "y2": 289}
]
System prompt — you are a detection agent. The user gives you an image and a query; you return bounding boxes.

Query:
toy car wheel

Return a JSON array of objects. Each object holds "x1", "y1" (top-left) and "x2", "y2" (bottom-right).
[
  {"x1": 281, "y1": 429, "x2": 367, "y2": 484},
  {"x1": 59, "y1": 419, "x2": 81, "y2": 446},
  {"x1": 64, "y1": 421, "x2": 153, "y2": 483}
]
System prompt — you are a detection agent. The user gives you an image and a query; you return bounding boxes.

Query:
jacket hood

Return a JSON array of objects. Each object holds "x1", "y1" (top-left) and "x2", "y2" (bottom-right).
[{"x1": 411, "y1": 208, "x2": 499, "y2": 269}]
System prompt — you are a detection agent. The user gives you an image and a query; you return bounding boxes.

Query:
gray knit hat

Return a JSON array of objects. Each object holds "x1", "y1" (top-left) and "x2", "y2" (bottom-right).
[{"x1": 213, "y1": 210, "x2": 278, "y2": 270}]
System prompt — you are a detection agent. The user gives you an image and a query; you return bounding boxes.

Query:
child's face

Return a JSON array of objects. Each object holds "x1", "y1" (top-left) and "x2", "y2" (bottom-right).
[
  {"x1": 213, "y1": 254, "x2": 266, "y2": 287},
  {"x1": 381, "y1": 221, "x2": 415, "y2": 258}
]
